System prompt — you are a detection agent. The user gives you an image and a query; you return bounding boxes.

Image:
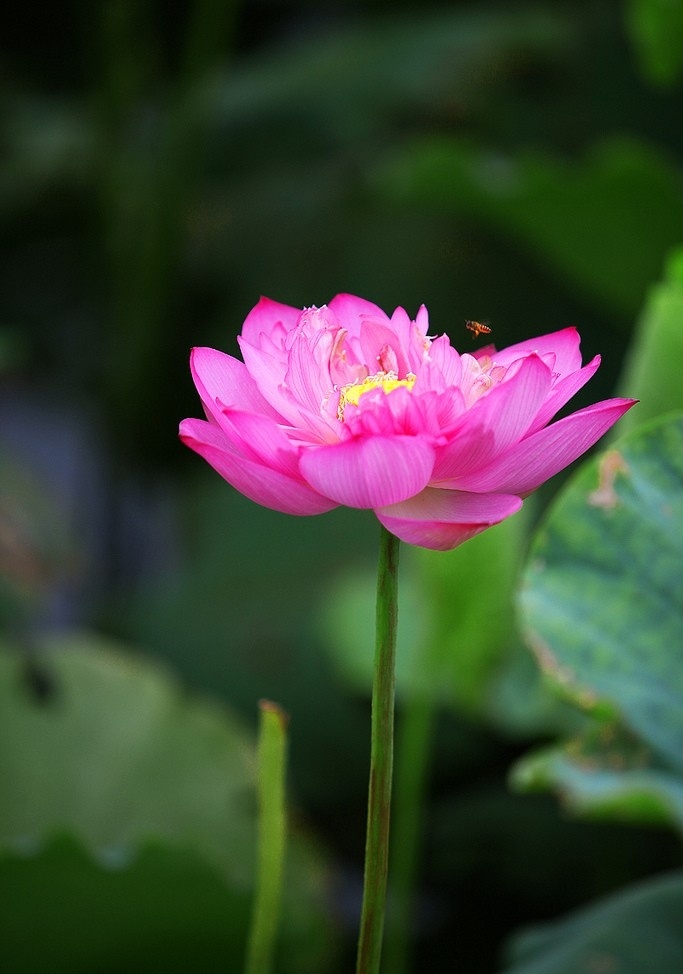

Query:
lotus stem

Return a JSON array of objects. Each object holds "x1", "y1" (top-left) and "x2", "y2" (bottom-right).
[{"x1": 356, "y1": 525, "x2": 401, "y2": 974}]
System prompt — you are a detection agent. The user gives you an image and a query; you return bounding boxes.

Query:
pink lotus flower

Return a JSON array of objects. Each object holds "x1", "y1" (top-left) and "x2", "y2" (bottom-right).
[{"x1": 180, "y1": 294, "x2": 636, "y2": 550}]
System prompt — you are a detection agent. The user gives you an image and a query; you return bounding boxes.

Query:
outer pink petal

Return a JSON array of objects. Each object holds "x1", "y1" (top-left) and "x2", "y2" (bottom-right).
[
  {"x1": 241, "y1": 296, "x2": 300, "y2": 347},
  {"x1": 376, "y1": 487, "x2": 523, "y2": 550},
  {"x1": 492, "y1": 327, "x2": 582, "y2": 377},
  {"x1": 190, "y1": 347, "x2": 283, "y2": 424},
  {"x1": 218, "y1": 408, "x2": 301, "y2": 476},
  {"x1": 432, "y1": 353, "x2": 552, "y2": 481},
  {"x1": 526, "y1": 354, "x2": 601, "y2": 433},
  {"x1": 447, "y1": 398, "x2": 637, "y2": 494},
  {"x1": 299, "y1": 435, "x2": 435, "y2": 508},
  {"x1": 179, "y1": 418, "x2": 337, "y2": 515}
]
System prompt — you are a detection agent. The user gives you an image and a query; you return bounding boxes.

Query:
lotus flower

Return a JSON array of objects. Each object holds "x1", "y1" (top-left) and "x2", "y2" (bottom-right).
[{"x1": 180, "y1": 294, "x2": 635, "y2": 550}]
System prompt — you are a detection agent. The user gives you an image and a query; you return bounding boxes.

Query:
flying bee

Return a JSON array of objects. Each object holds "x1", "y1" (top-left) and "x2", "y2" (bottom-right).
[{"x1": 465, "y1": 319, "x2": 492, "y2": 339}]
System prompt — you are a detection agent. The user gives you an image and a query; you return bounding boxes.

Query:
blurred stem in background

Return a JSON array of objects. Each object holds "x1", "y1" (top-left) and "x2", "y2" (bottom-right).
[
  {"x1": 88, "y1": 0, "x2": 240, "y2": 466},
  {"x1": 385, "y1": 696, "x2": 439, "y2": 974},
  {"x1": 245, "y1": 699, "x2": 289, "y2": 974},
  {"x1": 356, "y1": 526, "x2": 400, "y2": 974}
]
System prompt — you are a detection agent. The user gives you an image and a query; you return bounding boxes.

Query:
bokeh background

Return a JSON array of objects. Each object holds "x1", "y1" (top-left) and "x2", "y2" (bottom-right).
[{"x1": 2, "y1": 1, "x2": 683, "y2": 971}]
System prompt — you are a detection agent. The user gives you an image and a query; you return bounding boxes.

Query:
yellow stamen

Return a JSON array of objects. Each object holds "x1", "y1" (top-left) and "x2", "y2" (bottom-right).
[{"x1": 338, "y1": 371, "x2": 416, "y2": 420}]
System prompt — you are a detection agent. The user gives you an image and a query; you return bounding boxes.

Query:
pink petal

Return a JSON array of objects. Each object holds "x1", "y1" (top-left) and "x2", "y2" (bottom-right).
[
  {"x1": 387, "y1": 306, "x2": 419, "y2": 371},
  {"x1": 218, "y1": 408, "x2": 301, "y2": 477},
  {"x1": 237, "y1": 334, "x2": 286, "y2": 390},
  {"x1": 359, "y1": 319, "x2": 410, "y2": 377},
  {"x1": 389, "y1": 304, "x2": 431, "y2": 374},
  {"x1": 472, "y1": 342, "x2": 496, "y2": 361},
  {"x1": 190, "y1": 347, "x2": 283, "y2": 423},
  {"x1": 299, "y1": 435, "x2": 435, "y2": 508},
  {"x1": 420, "y1": 334, "x2": 463, "y2": 389},
  {"x1": 241, "y1": 296, "x2": 300, "y2": 347},
  {"x1": 179, "y1": 418, "x2": 337, "y2": 515},
  {"x1": 492, "y1": 327, "x2": 582, "y2": 377},
  {"x1": 432, "y1": 353, "x2": 552, "y2": 481},
  {"x1": 328, "y1": 293, "x2": 390, "y2": 335},
  {"x1": 428, "y1": 387, "x2": 468, "y2": 431},
  {"x1": 283, "y1": 323, "x2": 339, "y2": 435},
  {"x1": 376, "y1": 487, "x2": 523, "y2": 550},
  {"x1": 238, "y1": 337, "x2": 312, "y2": 431},
  {"x1": 414, "y1": 304, "x2": 430, "y2": 337},
  {"x1": 448, "y1": 398, "x2": 637, "y2": 494},
  {"x1": 343, "y1": 385, "x2": 442, "y2": 440},
  {"x1": 240, "y1": 312, "x2": 341, "y2": 442},
  {"x1": 527, "y1": 354, "x2": 601, "y2": 433}
]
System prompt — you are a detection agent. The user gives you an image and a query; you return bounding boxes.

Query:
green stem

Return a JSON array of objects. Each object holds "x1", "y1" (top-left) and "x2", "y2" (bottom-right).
[
  {"x1": 384, "y1": 696, "x2": 438, "y2": 974},
  {"x1": 245, "y1": 699, "x2": 289, "y2": 974},
  {"x1": 356, "y1": 525, "x2": 401, "y2": 974}
]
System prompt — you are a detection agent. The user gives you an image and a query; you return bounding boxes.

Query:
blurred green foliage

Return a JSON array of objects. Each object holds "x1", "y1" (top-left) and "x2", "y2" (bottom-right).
[
  {"x1": 617, "y1": 245, "x2": 683, "y2": 436},
  {"x1": 502, "y1": 870, "x2": 683, "y2": 974},
  {"x1": 2, "y1": 0, "x2": 683, "y2": 971},
  {"x1": 625, "y1": 0, "x2": 683, "y2": 86},
  {"x1": 379, "y1": 137, "x2": 683, "y2": 321}
]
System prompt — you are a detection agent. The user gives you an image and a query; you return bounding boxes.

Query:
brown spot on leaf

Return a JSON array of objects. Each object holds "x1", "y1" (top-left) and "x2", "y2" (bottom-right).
[
  {"x1": 526, "y1": 630, "x2": 599, "y2": 709},
  {"x1": 585, "y1": 950, "x2": 618, "y2": 973},
  {"x1": 588, "y1": 450, "x2": 629, "y2": 510}
]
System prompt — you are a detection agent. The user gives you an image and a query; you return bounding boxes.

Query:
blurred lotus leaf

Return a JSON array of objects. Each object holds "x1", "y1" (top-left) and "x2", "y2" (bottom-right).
[{"x1": 0, "y1": 634, "x2": 336, "y2": 973}]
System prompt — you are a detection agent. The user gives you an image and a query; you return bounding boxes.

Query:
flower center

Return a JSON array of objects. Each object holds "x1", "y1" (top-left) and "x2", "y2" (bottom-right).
[{"x1": 337, "y1": 370, "x2": 416, "y2": 420}]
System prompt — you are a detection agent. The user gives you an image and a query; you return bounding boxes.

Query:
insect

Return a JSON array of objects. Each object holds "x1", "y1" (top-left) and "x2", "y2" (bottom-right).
[{"x1": 465, "y1": 319, "x2": 492, "y2": 339}]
